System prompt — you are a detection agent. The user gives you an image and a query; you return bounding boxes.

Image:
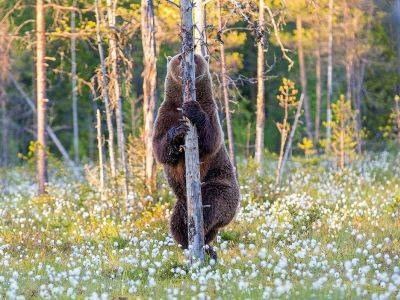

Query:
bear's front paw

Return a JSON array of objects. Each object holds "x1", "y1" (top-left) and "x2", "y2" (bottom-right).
[
  {"x1": 182, "y1": 101, "x2": 206, "y2": 127},
  {"x1": 167, "y1": 120, "x2": 189, "y2": 145}
]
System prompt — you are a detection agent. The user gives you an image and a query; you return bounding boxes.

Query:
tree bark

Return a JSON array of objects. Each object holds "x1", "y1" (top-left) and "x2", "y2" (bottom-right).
[
  {"x1": 296, "y1": 15, "x2": 313, "y2": 139},
  {"x1": 315, "y1": 43, "x2": 322, "y2": 142},
  {"x1": 106, "y1": 0, "x2": 129, "y2": 205},
  {"x1": 181, "y1": 0, "x2": 205, "y2": 263},
  {"x1": 0, "y1": 92, "x2": 8, "y2": 167},
  {"x1": 94, "y1": 0, "x2": 117, "y2": 178},
  {"x1": 96, "y1": 109, "x2": 105, "y2": 197},
  {"x1": 217, "y1": 0, "x2": 236, "y2": 174},
  {"x1": 194, "y1": 0, "x2": 207, "y2": 57},
  {"x1": 36, "y1": 0, "x2": 48, "y2": 194},
  {"x1": 326, "y1": 0, "x2": 333, "y2": 148},
  {"x1": 255, "y1": 0, "x2": 265, "y2": 174},
  {"x1": 141, "y1": 0, "x2": 157, "y2": 190},
  {"x1": 71, "y1": 0, "x2": 79, "y2": 163}
]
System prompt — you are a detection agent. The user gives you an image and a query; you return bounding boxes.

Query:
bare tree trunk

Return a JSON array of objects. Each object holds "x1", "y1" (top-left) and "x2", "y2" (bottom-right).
[
  {"x1": 36, "y1": 0, "x2": 48, "y2": 194},
  {"x1": 315, "y1": 43, "x2": 322, "y2": 142},
  {"x1": 96, "y1": 109, "x2": 105, "y2": 197},
  {"x1": 0, "y1": 93, "x2": 8, "y2": 167},
  {"x1": 217, "y1": 0, "x2": 236, "y2": 174},
  {"x1": 94, "y1": 0, "x2": 117, "y2": 178},
  {"x1": 396, "y1": 0, "x2": 400, "y2": 95},
  {"x1": 194, "y1": 0, "x2": 207, "y2": 57},
  {"x1": 141, "y1": 0, "x2": 157, "y2": 191},
  {"x1": 296, "y1": 15, "x2": 313, "y2": 139},
  {"x1": 344, "y1": 2, "x2": 353, "y2": 102},
  {"x1": 278, "y1": 94, "x2": 304, "y2": 184},
  {"x1": 255, "y1": 0, "x2": 265, "y2": 174},
  {"x1": 181, "y1": 0, "x2": 205, "y2": 264},
  {"x1": 106, "y1": 0, "x2": 129, "y2": 205},
  {"x1": 395, "y1": 96, "x2": 400, "y2": 146},
  {"x1": 326, "y1": 0, "x2": 333, "y2": 148},
  {"x1": 71, "y1": 0, "x2": 79, "y2": 163}
]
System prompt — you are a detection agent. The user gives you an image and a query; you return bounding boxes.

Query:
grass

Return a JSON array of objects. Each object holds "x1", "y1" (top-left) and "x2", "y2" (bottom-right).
[{"x1": 0, "y1": 152, "x2": 399, "y2": 299}]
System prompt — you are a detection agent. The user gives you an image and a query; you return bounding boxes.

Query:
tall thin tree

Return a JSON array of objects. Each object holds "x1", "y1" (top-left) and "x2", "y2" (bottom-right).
[
  {"x1": 141, "y1": 0, "x2": 157, "y2": 190},
  {"x1": 36, "y1": 0, "x2": 47, "y2": 194},
  {"x1": 217, "y1": 0, "x2": 236, "y2": 173},
  {"x1": 71, "y1": 0, "x2": 79, "y2": 163},
  {"x1": 296, "y1": 15, "x2": 313, "y2": 139},
  {"x1": 326, "y1": 0, "x2": 333, "y2": 148},
  {"x1": 106, "y1": 0, "x2": 129, "y2": 204},
  {"x1": 315, "y1": 36, "x2": 322, "y2": 142},
  {"x1": 94, "y1": 0, "x2": 117, "y2": 177},
  {"x1": 194, "y1": 0, "x2": 207, "y2": 57},
  {"x1": 255, "y1": 0, "x2": 265, "y2": 173},
  {"x1": 181, "y1": 0, "x2": 205, "y2": 263}
]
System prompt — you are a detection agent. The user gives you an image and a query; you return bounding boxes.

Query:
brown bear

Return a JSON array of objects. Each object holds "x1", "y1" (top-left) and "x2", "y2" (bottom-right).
[{"x1": 152, "y1": 53, "x2": 240, "y2": 260}]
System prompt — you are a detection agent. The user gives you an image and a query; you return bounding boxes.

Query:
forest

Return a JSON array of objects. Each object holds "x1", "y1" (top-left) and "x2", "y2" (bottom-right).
[{"x1": 0, "y1": 0, "x2": 400, "y2": 298}]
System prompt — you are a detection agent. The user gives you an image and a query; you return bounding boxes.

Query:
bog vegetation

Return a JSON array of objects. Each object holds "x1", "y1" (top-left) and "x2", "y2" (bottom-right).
[{"x1": 1, "y1": 0, "x2": 400, "y2": 298}]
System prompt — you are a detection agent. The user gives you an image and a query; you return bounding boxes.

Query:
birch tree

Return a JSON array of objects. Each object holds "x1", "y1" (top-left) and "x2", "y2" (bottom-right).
[
  {"x1": 106, "y1": 0, "x2": 129, "y2": 203},
  {"x1": 326, "y1": 0, "x2": 333, "y2": 148},
  {"x1": 181, "y1": 0, "x2": 205, "y2": 263},
  {"x1": 254, "y1": 0, "x2": 265, "y2": 174},
  {"x1": 71, "y1": 0, "x2": 79, "y2": 163},
  {"x1": 194, "y1": 0, "x2": 207, "y2": 57},
  {"x1": 36, "y1": 0, "x2": 48, "y2": 194},
  {"x1": 141, "y1": 0, "x2": 157, "y2": 190}
]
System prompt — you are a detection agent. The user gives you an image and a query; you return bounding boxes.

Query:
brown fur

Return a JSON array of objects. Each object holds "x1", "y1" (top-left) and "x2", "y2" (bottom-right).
[{"x1": 152, "y1": 54, "x2": 240, "y2": 257}]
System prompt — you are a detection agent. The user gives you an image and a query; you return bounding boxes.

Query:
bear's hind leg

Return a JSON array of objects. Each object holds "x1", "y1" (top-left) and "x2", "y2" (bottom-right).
[{"x1": 170, "y1": 202, "x2": 188, "y2": 249}]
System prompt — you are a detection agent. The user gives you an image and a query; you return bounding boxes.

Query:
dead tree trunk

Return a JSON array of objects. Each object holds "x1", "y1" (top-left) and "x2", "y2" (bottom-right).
[
  {"x1": 71, "y1": 0, "x2": 79, "y2": 163},
  {"x1": 141, "y1": 0, "x2": 157, "y2": 191},
  {"x1": 217, "y1": 0, "x2": 236, "y2": 174},
  {"x1": 194, "y1": 0, "x2": 207, "y2": 57},
  {"x1": 326, "y1": 0, "x2": 333, "y2": 148},
  {"x1": 255, "y1": 0, "x2": 265, "y2": 174},
  {"x1": 36, "y1": 0, "x2": 48, "y2": 194},
  {"x1": 181, "y1": 0, "x2": 205, "y2": 264},
  {"x1": 296, "y1": 15, "x2": 313, "y2": 139},
  {"x1": 0, "y1": 92, "x2": 8, "y2": 167},
  {"x1": 94, "y1": 0, "x2": 117, "y2": 178},
  {"x1": 96, "y1": 109, "x2": 105, "y2": 198},
  {"x1": 315, "y1": 42, "x2": 322, "y2": 142},
  {"x1": 106, "y1": 0, "x2": 129, "y2": 205}
]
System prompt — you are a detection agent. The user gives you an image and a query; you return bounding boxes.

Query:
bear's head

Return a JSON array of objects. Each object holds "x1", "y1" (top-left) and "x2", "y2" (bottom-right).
[{"x1": 167, "y1": 53, "x2": 209, "y2": 86}]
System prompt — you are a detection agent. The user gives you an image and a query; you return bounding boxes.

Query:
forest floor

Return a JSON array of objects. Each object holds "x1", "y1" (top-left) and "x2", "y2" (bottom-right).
[{"x1": 0, "y1": 152, "x2": 400, "y2": 299}]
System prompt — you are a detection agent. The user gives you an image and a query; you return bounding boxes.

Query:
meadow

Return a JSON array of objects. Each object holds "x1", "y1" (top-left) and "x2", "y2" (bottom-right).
[{"x1": 0, "y1": 152, "x2": 399, "y2": 299}]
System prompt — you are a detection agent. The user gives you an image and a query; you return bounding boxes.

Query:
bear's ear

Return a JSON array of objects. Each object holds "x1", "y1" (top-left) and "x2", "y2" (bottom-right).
[{"x1": 166, "y1": 56, "x2": 172, "y2": 64}]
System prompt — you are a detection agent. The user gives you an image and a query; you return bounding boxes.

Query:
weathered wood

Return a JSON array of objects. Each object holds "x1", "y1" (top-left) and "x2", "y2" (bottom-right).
[
  {"x1": 71, "y1": 0, "x2": 79, "y2": 163},
  {"x1": 180, "y1": 0, "x2": 205, "y2": 263},
  {"x1": 141, "y1": 0, "x2": 157, "y2": 190},
  {"x1": 96, "y1": 109, "x2": 105, "y2": 198},
  {"x1": 326, "y1": 0, "x2": 333, "y2": 148},
  {"x1": 106, "y1": 0, "x2": 129, "y2": 206},
  {"x1": 36, "y1": 0, "x2": 48, "y2": 194},
  {"x1": 94, "y1": 0, "x2": 117, "y2": 178},
  {"x1": 194, "y1": 0, "x2": 207, "y2": 57}
]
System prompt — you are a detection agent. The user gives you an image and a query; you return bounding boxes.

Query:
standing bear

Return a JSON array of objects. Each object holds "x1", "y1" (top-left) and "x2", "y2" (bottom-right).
[{"x1": 152, "y1": 53, "x2": 240, "y2": 259}]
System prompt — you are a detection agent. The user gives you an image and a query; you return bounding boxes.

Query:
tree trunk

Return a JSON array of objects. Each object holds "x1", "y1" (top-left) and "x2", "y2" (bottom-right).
[
  {"x1": 0, "y1": 93, "x2": 8, "y2": 167},
  {"x1": 71, "y1": 0, "x2": 79, "y2": 163},
  {"x1": 194, "y1": 0, "x2": 207, "y2": 57},
  {"x1": 396, "y1": 0, "x2": 400, "y2": 95},
  {"x1": 141, "y1": 0, "x2": 157, "y2": 191},
  {"x1": 94, "y1": 0, "x2": 117, "y2": 178},
  {"x1": 36, "y1": 0, "x2": 48, "y2": 194},
  {"x1": 255, "y1": 0, "x2": 265, "y2": 174},
  {"x1": 217, "y1": 0, "x2": 236, "y2": 174},
  {"x1": 344, "y1": 1, "x2": 353, "y2": 102},
  {"x1": 296, "y1": 15, "x2": 313, "y2": 139},
  {"x1": 97, "y1": 109, "x2": 105, "y2": 197},
  {"x1": 181, "y1": 0, "x2": 205, "y2": 264},
  {"x1": 106, "y1": 0, "x2": 129, "y2": 205},
  {"x1": 326, "y1": 0, "x2": 333, "y2": 148},
  {"x1": 315, "y1": 43, "x2": 322, "y2": 142}
]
